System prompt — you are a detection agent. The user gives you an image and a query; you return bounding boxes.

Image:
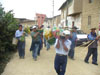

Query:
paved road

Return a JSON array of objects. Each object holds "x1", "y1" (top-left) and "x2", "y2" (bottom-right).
[{"x1": 2, "y1": 36, "x2": 100, "y2": 75}]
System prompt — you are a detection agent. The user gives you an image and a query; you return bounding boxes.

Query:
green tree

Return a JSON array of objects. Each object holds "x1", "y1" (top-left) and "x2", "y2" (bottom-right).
[{"x1": 0, "y1": 3, "x2": 19, "y2": 54}]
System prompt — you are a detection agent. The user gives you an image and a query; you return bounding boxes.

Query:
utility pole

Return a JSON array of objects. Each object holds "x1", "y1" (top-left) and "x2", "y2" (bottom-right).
[{"x1": 52, "y1": 0, "x2": 54, "y2": 26}]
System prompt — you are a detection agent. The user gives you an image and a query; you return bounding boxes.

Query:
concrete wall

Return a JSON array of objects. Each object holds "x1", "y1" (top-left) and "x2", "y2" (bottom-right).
[
  {"x1": 68, "y1": 0, "x2": 82, "y2": 15},
  {"x1": 82, "y1": 0, "x2": 100, "y2": 33}
]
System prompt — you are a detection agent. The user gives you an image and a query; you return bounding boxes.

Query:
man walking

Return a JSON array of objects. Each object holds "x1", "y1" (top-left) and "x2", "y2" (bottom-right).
[
  {"x1": 15, "y1": 25, "x2": 25, "y2": 59},
  {"x1": 54, "y1": 30, "x2": 71, "y2": 75},
  {"x1": 68, "y1": 26, "x2": 77, "y2": 60},
  {"x1": 30, "y1": 25, "x2": 40, "y2": 61},
  {"x1": 84, "y1": 28, "x2": 99, "y2": 65}
]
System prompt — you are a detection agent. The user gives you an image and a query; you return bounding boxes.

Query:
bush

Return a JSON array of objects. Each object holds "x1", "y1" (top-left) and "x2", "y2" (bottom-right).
[{"x1": 0, "y1": 4, "x2": 19, "y2": 55}]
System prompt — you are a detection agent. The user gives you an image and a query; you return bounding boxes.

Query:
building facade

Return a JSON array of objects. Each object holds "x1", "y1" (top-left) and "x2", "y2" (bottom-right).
[
  {"x1": 67, "y1": 0, "x2": 82, "y2": 29},
  {"x1": 17, "y1": 18, "x2": 36, "y2": 28},
  {"x1": 59, "y1": 1, "x2": 68, "y2": 27},
  {"x1": 82, "y1": 0, "x2": 100, "y2": 33}
]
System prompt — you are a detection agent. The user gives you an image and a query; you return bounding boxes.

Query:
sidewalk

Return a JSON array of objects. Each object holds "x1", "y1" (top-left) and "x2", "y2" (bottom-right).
[{"x1": 1, "y1": 36, "x2": 100, "y2": 75}]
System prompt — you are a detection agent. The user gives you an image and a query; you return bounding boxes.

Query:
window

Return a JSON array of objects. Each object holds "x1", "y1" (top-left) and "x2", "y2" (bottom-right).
[
  {"x1": 88, "y1": 16, "x2": 91, "y2": 26},
  {"x1": 89, "y1": 0, "x2": 93, "y2": 3}
]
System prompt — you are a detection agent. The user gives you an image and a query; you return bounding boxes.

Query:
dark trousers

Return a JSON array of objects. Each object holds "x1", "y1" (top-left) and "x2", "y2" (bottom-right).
[
  {"x1": 68, "y1": 45, "x2": 75, "y2": 59},
  {"x1": 17, "y1": 41, "x2": 25, "y2": 58},
  {"x1": 32, "y1": 43, "x2": 39, "y2": 59},
  {"x1": 84, "y1": 48, "x2": 98, "y2": 63},
  {"x1": 38, "y1": 38, "x2": 43, "y2": 55},
  {"x1": 54, "y1": 54, "x2": 67, "y2": 75}
]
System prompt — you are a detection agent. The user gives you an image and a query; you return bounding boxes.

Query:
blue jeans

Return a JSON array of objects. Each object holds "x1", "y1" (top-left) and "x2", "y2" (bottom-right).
[
  {"x1": 54, "y1": 54, "x2": 67, "y2": 75},
  {"x1": 17, "y1": 41, "x2": 25, "y2": 58},
  {"x1": 38, "y1": 39, "x2": 43, "y2": 55},
  {"x1": 30, "y1": 40, "x2": 35, "y2": 51},
  {"x1": 43, "y1": 37, "x2": 46, "y2": 47},
  {"x1": 84, "y1": 48, "x2": 98, "y2": 63},
  {"x1": 32, "y1": 43, "x2": 39, "y2": 59},
  {"x1": 68, "y1": 44, "x2": 75, "y2": 58},
  {"x1": 46, "y1": 41, "x2": 50, "y2": 50}
]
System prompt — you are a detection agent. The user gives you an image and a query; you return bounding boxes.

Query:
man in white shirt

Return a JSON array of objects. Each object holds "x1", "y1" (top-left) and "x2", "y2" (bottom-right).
[
  {"x1": 15, "y1": 25, "x2": 25, "y2": 59},
  {"x1": 54, "y1": 30, "x2": 71, "y2": 75}
]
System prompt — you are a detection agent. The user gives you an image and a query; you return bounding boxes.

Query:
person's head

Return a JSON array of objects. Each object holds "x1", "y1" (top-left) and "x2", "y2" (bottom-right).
[
  {"x1": 19, "y1": 25, "x2": 23, "y2": 31},
  {"x1": 72, "y1": 26, "x2": 77, "y2": 32},
  {"x1": 32, "y1": 26, "x2": 37, "y2": 32},
  {"x1": 60, "y1": 30, "x2": 70, "y2": 40},
  {"x1": 90, "y1": 28, "x2": 96, "y2": 33}
]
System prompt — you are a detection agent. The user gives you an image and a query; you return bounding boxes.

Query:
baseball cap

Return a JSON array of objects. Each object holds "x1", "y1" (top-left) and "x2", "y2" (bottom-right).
[
  {"x1": 63, "y1": 30, "x2": 70, "y2": 35},
  {"x1": 32, "y1": 26, "x2": 37, "y2": 29}
]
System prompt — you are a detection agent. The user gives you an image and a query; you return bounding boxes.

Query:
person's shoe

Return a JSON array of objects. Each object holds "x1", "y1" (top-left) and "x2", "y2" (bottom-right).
[
  {"x1": 34, "y1": 58, "x2": 37, "y2": 61},
  {"x1": 22, "y1": 56, "x2": 25, "y2": 59},
  {"x1": 71, "y1": 58, "x2": 75, "y2": 60},
  {"x1": 38, "y1": 53, "x2": 40, "y2": 56},
  {"x1": 92, "y1": 62, "x2": 98, "y2": 65},
  {"x1": 69, "y1": 57, "x2": 75, "y2": 60},
  {"x1": 19, "y1": 56, "x2": 22, "y2": 59},
  {"x1": 84, "y1": 60, "x2": 89, "y2": 64}
]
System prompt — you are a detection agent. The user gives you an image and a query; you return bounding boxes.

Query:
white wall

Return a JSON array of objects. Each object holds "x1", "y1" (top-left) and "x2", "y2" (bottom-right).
[{"x1": 67, "y1": 14, "x2": 81, "y2": 29}]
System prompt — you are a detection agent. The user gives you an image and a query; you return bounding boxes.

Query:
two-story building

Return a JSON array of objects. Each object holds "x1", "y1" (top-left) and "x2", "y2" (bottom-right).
[
  {"x1": 59, "y1": 0, "x2": 82, "y2": 29},
  {"x1": 59, "y1": 0, "x2": 100, "y2": 33}
]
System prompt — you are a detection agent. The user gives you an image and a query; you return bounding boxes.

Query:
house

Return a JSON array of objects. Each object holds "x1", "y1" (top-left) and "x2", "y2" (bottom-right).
[
  {"x1": 53, "y1": 15, "x2": 61, "y2": 27},
  {"x1": 16, "y1": 18, "x2": 36, "y2": 28},
  {"x1": 59, "y1": 0, "x2": 82, "y2": 29},
  {"x1": 67, "y1": 0, "x2": 82, "y2": 29},
  {"x1": 43, "y1": 18, "x2": 53, "y2": 28},
  {"x1": 59, "y1": 0, "x2": 100, "y2": 33},
  {"x1": 43, "y1": 15, "x2": 61, "y2": 28}
]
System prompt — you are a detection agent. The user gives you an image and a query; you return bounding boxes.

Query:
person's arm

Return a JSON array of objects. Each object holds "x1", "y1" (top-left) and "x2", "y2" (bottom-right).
[
  {"x1": 56, "y1": 39, "x2": 60, "y2": 49},
  {"x1": 33, "y1": 32, "x2": 39, "y2": 38},
  {"x1": 62, "y1": 40, "x2": 68, "y2": 52},
  {"x1": 88, "y1": 34, "x2": 95, "y2": 40}
]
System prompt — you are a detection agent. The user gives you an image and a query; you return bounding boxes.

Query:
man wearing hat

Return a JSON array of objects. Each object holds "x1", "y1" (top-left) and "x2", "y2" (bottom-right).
[
  {"x1": 30, "y1": 25, "x2": 40, "y2": 61},
  {"x1": 68, "y1": 26, "x2": 77, "y2": 60},
  {"x1": 54, "y1": 30, "x2": 71, "y2": 75},
  {"x1": 84, "y1": 28, "x2": 99, "y2": 65},
  {"x1": 15, "y1": 25, "x2": 25, "y2": 59}
]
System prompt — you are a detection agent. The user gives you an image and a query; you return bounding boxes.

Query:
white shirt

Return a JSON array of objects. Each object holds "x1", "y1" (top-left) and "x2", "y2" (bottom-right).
[
  {"x1": 15, "y1": 30, "x2": 23, "y2": 38},
  {"x1": 54, "y1": 39, "x2": 71, "y2": 55}
]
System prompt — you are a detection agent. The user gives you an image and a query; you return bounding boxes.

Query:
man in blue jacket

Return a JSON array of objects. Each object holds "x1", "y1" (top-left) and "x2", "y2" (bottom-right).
[{"x1": 84, "y1": 28, "x2": 99, "y2": 65}]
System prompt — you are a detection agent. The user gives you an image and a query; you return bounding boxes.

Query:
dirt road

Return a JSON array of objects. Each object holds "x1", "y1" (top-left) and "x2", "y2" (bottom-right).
[{"x1": 1, "y1": 36, "x2": 100, "y2": 75}]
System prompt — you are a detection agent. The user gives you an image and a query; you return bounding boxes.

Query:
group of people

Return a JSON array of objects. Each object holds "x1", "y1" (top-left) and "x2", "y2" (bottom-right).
[
  {"x1": 15, "y1": 25, "x2": 50, "y2": 60},
  {"x1": 15, "y1": 24, "x2": 99, "y2": 75},
  {"x1": 54, "y1": 27, "x2": 99, "y2": 75}
]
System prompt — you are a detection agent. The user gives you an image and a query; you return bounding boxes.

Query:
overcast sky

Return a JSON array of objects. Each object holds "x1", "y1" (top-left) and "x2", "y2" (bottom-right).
[{"x1": 0, "y1": 0, "x2": 66, "y2": 20}]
